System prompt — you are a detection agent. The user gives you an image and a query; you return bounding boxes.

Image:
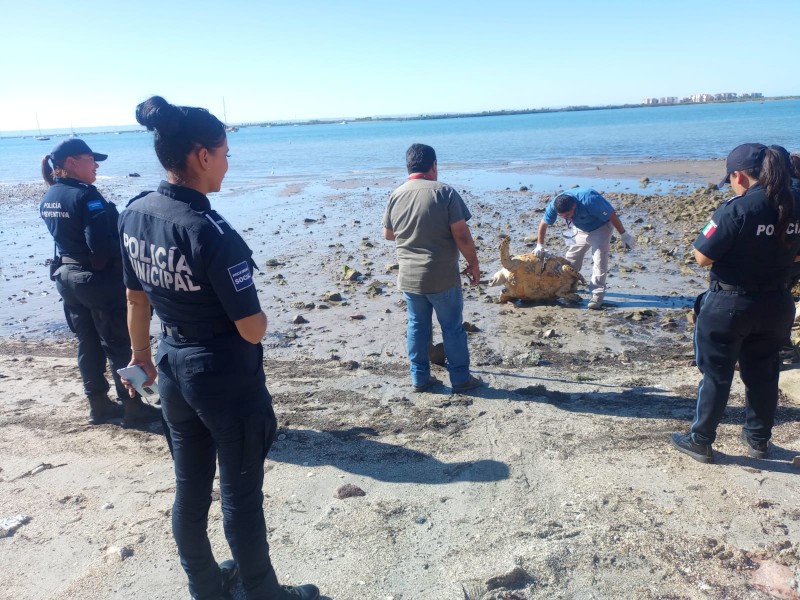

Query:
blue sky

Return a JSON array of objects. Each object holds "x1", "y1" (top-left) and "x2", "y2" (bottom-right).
[{"x1": 2, "y1": 0, "x2": 798, "y2": 132}]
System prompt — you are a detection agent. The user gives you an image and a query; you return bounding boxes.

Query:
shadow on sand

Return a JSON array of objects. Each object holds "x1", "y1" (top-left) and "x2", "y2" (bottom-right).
[
  {"x1": 269, "y1": 426, "x2": 509, "y2": 484},
  {"x1": 450, "y1": 375, "x2": 800, "y2": 473}
]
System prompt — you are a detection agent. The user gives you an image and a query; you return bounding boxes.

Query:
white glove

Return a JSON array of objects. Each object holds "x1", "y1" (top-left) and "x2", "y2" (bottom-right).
[
  {"x1": 533, "y1": 243, "x2": 545, "y2": 256},
  {"x1": 621, "y1": 232, "x2": 636, "y2": 250}
]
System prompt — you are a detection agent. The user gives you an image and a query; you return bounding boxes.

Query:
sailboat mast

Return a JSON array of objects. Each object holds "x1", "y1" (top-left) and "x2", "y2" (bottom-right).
[
  {"x1": 34, "y1": 113, "x2": 50, "y2": 140},
  {"x1": 221, "y1": 97, "x2": 237, "y2": 132}
]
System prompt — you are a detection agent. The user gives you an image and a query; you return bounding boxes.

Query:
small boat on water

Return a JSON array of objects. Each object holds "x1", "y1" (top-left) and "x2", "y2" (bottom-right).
[
  {"x1": 35, "y1": 113, "x2": 50, "y2": 140},
  {"x1": 222, "y1": 97, "x2": 239, "y2": 132}
]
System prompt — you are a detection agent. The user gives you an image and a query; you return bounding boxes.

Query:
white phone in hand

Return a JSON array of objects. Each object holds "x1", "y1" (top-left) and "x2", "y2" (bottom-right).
[{"x1": 116, "y1": 365, "x2": 159, "y2": 397}]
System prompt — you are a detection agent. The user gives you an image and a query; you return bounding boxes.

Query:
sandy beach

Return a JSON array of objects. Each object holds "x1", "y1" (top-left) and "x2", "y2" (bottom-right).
[{"x1": 1, "y1": 159, "x2": 799, "y2": 600}]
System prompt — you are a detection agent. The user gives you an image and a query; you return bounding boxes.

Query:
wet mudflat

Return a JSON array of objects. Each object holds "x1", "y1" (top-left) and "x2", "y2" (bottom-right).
[{"x1": 1, "y1": 163, "x2": 798, "y2": 599}]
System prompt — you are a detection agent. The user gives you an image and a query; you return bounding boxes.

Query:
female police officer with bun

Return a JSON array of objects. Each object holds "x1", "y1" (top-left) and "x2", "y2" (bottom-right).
[
  {"x1": 39, "y1": 138, "x2": 161, "y2": 427},
  {"x1": 671, "y1": 143, "x2": 800, "y2": 463},
  {"x1": 119, "y1": 96, "x2": 319, "y2": 600}
]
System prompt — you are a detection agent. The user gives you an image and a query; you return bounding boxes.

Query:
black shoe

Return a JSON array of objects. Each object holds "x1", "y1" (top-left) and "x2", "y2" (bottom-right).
[
  {"x1": 121, "y1": 396, "x2": 162, "y2": 428},
  {"x1": 452, "y1": 375, "x2": 483, "y2": 393},
  {"x1": 279, "y1": 584, "x2": 320, "y2": 600},
  {"x1": 739, "y1": 431, "x2": 769, "y2": 459},
  {"x1": 670, "y1": 432, "x2": 713, "y2": 463},
  {"x1": 219, "y1": 560, "x2": 239, "y2": 598},
  {"x1": 412, "y1": 376, "x2": 439, "y2": 392},
  {"x1": 87, "y1": 394, "x2": 124, "y2": 425}
]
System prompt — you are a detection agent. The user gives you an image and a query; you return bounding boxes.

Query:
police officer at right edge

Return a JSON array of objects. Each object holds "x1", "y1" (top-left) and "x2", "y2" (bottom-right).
[
  {"x1": 119, "y1": 96, "x2": 319, "y2": 600},
  {"x1": 671, "y1": 143, "x2": 800, "y2": 463}
]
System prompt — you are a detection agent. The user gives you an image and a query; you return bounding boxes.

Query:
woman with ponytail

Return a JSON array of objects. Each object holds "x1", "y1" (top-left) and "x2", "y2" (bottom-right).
[
  {"x1": 119, "y1": 96, "x2": 319, "y2": 600},
  {"x1": 672, "y1": 143, "x2": 800, "y2": 464},
  {"x1": 38, "y1": 139, "x2": 160, "y2": 427}
]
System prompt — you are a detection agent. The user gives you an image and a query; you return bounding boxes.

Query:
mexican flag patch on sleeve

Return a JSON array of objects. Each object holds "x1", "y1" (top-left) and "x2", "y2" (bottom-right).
[{"x1": 701, "y1": 220, "x2": 717, "y2": 238}]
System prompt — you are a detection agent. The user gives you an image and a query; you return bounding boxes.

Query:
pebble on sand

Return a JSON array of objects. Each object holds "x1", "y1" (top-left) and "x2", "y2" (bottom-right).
[
  {"x1": 485, "y1": 566, "x2": 533, "y2": 591},
  {"x1": 106, "y1": 546, "x2": 134, "y2": 561}
]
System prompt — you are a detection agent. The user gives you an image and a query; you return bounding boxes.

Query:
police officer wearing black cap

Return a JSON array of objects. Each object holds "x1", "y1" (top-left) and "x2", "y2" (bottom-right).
[
  {"x1": 39, "y1": 139, "x2": 161, "y2": 427},
  {"x1": 770, "y1": 146, "x2": 800, "y2": 363},
  {"x1": 119, "y1": 96, "x2": 320, "y2": 600},
  {"x1": 671, "y1": 143, "x2": 800, "y2": 463}
]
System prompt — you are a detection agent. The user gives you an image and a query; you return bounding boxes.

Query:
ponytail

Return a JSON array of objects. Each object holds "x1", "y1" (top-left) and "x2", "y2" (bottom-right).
[
  {"x1": 760, "y1": 146, "x2": 793, "y2": 247},
  {"x1": 41, "y1": 155, "x2": 56, "y2": 186}
]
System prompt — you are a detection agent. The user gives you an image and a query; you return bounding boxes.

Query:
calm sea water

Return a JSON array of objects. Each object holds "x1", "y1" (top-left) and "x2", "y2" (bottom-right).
[{"x1": 1, "y1": 100, "x2": 798, "y2": 186}]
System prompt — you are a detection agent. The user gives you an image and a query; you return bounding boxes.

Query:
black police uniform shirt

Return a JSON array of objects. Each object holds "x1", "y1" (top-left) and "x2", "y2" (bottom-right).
[
  {"x1": 39, "y1": 177, "x2": 122, "y2": 266},
  {"x1": 693, "y1": 183, "x2": 800, "y2": 288},
  {"x1": 118, "y1": 181, "x2": 261, "y2": 327}
]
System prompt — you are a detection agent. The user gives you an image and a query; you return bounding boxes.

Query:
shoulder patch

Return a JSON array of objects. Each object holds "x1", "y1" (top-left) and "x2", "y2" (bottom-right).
[
  {"x1": 228, "y1": 261, "x2": 254, "y2": 291},
  {"x1": 86, "y1": 199, "x2": 105, "y2": 211},
  {"x1": 701, "y1": 219, "x2": 717, "y2": 238}
]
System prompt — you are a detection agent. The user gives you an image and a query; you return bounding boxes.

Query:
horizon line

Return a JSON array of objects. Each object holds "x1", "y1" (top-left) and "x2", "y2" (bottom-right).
[{"x1": 2, "y1": 95, "x2": 797, "y2": 138}]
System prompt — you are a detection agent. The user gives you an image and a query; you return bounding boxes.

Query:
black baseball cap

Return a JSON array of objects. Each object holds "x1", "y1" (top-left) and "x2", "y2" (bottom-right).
[
  {"x1": 51, "y1": 138, "x2": 108, "y2": 163},
  {"x1": 720, "y1": 142, "x2": 766, "y2": 186}
]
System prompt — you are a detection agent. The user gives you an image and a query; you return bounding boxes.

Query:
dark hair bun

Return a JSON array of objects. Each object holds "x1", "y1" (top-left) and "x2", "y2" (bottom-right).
[{"x1": 136, "y1": 96, "x2": 182, "y2": 136}]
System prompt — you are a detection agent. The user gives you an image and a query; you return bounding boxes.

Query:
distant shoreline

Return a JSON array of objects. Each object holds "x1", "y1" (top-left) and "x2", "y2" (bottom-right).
[
  {"x1": 3, "y1": 96, "x2": 798, "y2": 139},
  {"x1": 249, "y1": 96, "x2": 799, "y2": 129}
]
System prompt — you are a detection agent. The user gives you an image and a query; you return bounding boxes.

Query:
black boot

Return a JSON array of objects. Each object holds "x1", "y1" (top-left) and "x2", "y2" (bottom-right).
[
  {"x1": 220, "y1": 559, "x2": 239, "y2": 598},
  {"x1": 264, "y1": 567, "x2": 320, "y2": 600},
  {"x1": 87, "y1": 394, "x2": 124, "y2": 425},
  {"x1": 279, "y1": 584, "x2": 321, "y2": 600},
  {"x1": 121, "y1": 395, "x2": 161, "y2": 428}
]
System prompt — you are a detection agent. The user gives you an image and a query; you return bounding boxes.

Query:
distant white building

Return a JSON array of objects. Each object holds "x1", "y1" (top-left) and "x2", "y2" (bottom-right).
[{"x1": 643, "y1": 98, "x2": 659, "y2": 105}]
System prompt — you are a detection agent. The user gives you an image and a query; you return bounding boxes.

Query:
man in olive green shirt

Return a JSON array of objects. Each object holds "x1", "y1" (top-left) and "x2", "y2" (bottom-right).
[{"x1": 383, "y1": 143, "x2": 482, "y2": 393}]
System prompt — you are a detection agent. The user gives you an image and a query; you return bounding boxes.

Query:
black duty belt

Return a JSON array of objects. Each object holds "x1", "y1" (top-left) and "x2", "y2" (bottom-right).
[
  {"x1": 60, "y1": 256, "x2": 90, "y2": 266},
  {"x1": 59, "y1": 256, "x2": 120, "y2": 271},
  {"x1": 710, "y1": 281, "x2": 787, "y2": 294},
  {"x1": 161, "y1": 321, "x2": 237, "y2": 341}
]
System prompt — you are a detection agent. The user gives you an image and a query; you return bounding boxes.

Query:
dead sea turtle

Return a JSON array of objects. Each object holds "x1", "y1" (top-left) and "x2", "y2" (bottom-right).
[{"x1": 489, "y1": 237, "x2": 585, "y2": 303}]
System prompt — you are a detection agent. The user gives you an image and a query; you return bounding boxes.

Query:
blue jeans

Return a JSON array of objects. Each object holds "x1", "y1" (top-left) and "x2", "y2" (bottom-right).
[
  {"x1": 404, "y1": 286, "x2": 470, "y2": 387},
  {"x1": 157, "y1": 335, "x2": 281, "y2": 600}
]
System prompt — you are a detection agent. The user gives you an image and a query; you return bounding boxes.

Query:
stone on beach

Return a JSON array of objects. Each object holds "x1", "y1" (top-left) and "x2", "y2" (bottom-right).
[
  {"x1": 750, "y1": 560, "x2": 800, "y2": 599},
  {"x1": 429, "y1": 342, "x2": 446, "y2": 366},
  {"x1": 0, "y1": 515, "x2": 31, "y2": 538},
  {"x1": 106, "y1": 545, "x2": 134, "y2": 561},
  {"x1": 342, "y1": 266, "x2": 362, "y2": 281}
]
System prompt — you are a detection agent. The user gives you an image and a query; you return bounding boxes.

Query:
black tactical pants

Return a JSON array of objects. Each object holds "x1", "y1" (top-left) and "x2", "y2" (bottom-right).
[
  {"x1": 691, "y1": 287, "x2": 795, "y2": 445},
  {"x1": 55, "y1": 263, "x2": 132, "y2": 399},
  {"x1": 156, "y1": 333, "x2": 280, "y2": 600}
]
